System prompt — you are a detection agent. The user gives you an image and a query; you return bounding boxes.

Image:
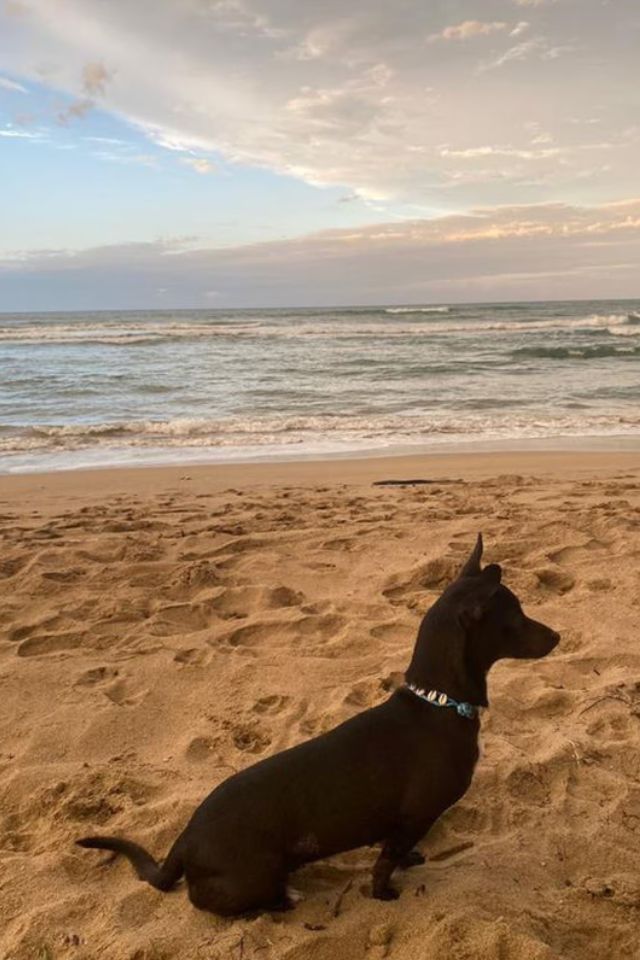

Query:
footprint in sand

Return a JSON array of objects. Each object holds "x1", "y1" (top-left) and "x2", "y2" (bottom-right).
[
  {"x1": 524, "y1": 686, "x2": 575, "y2": 718},
  {"x1": 0, "y1": 829, "x2": 34, "y2": 853},
  {"x1": 185, "y1": 735, "x2": 216, "y2": 762},
  {"x1": 252, "y1": 694, "x2": 291, "y2": 715},
  {"x1": 170, "y1": 560, "x2": 223, "y2": 593},
  {"x1": 218, "y1": 621, "x2": 270, "y2": 649},
  {"x1": 534, "y1": 567, "x2": 575, "y2": 595},
  {"x1": 148, "y1": 602, "x2": 212, "y2": 637},
  {"x1": 344, "y1": 679, "x2": 384, "y2": 709},
  {"x1": 585, "y1": 712, "x2": 634, "y2": 743},
  {"x1": 115, "y1": 888, "x2": 160, "y2": 928},
  {"x1": 217, "y1": 613, "x2": 346, "y2": 656},
  {"x1": 75, "y1": 666, "x2": 120, "y2": 686},
  {"x1": 506, "y1": 764, "x2": 552, "y2": 807},
  {"x1": 231, "y1": 723, "x2": 272, "y2": 753},
  {"x1": 46, "y1": 772, "x2": 159, "y2": 826},
  {"x1": 322, "y1": 536, "x2": 357, "y2": 551},
  {"x1": 548, "y1": 539, "x2": 609, "y2": 565},
  {"x1": 8, "y1": 614, "x2": 69, "y2": 643},
  {"x1": 16, "y1": 631, "x2": 85, "y2": 658},
  {"x1": 209, "y1": 584, "x2": 305, "y2": 620},
  {"x1": 0, "y1": 555, "x2": 31, "y2": 579},
  {"x1": 370, "y1": 621, "x2": 411, "y2": 644},
  {"x1": 40, "y1": 567, "x2": 85, "y2": 584},
  {"x1": 173, "y1": 647, "x2": 210, "y2": 666},
  {"x1": 366, "y1": 923, "x2": 395, "y2": 959},
  {"x1": 102, "y1": 678, "x2": 148, "y2": 707},
  {"x1": 383, "y1": 556, "x2": 458, "y2": 608}
]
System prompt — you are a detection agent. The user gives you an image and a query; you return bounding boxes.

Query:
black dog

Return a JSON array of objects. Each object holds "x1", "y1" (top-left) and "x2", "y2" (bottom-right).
[{"x1": 77, "y1": 534, "x2": 559, "y2": 914}]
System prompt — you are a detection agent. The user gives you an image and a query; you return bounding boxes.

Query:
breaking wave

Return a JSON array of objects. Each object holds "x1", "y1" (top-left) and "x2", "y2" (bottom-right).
[{"x1": 2, "y1": 311, "x2": 640, "y2": 345}]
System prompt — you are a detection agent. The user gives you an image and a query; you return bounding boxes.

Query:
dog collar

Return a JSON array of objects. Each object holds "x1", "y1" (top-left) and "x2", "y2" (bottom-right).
[{"x1": 404, "y1": 683, "x2": 479, "y2": 720}]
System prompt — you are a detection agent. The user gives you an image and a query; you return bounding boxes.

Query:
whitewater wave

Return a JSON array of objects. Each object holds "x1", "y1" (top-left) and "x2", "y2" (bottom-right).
[
  {"x1": 2, "y1": 311, "x2": 640, "y2": 345},
  {"x1": 384, "y1": 306, "x2": 451, "y2": 314},
  {"x1": 4, "y1": 410, "x2": 640, "y2": 457}
]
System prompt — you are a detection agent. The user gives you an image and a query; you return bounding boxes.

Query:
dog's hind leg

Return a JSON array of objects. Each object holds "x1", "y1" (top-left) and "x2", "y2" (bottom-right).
[{"x1": 186, "y1": 865, "x2": 288, "y2": 917}]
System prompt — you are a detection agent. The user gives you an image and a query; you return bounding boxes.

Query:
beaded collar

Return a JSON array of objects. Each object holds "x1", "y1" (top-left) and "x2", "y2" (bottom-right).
[{"x1": 404, "y1": 683, "x2": 479, "y2": 720}]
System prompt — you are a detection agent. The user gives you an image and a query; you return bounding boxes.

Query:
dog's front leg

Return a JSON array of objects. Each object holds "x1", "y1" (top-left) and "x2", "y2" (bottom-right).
[{"x1": 372, "y1": 823, "x2": 430, "y2": 900}]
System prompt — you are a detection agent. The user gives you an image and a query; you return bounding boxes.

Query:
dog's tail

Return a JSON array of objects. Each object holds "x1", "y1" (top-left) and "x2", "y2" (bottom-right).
[{"x1": 76, "y1": 834, "x2": 184, "y2": 892}]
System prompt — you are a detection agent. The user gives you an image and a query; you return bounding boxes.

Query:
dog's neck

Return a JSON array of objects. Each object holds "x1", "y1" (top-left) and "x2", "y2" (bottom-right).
[{"x1": 404, "y1": 626, "x2": 490, "y2": 708}]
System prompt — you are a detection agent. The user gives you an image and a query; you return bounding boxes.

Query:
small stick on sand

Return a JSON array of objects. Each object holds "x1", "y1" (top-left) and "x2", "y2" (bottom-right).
[{"x1": 332, "y1": 878, "x2": 354, "y2": 918}]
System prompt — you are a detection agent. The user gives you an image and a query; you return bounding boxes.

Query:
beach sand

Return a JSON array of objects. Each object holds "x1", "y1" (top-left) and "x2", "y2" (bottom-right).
[{"x1": 1, "y1": 451, "x2": 640, "y2": 959}]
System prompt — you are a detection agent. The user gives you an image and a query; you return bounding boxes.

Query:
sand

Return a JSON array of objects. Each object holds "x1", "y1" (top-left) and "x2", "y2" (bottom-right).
[{"x1": 1, "y1": 450, "x2": 640, "y2": 960}]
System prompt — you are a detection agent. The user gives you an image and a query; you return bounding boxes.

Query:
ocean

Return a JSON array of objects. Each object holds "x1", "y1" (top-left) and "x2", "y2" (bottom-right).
[{"x1": 2, "y1": 299, "x2": 640, "y2": 474}]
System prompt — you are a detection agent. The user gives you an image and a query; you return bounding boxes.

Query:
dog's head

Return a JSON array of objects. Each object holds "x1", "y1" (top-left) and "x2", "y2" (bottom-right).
[
  {"x1": 406, "y1": 534, "x2": 559, "y2": 705},
  {"x1": 442, "y1": 534, "x2": 560, "y2": 663}
]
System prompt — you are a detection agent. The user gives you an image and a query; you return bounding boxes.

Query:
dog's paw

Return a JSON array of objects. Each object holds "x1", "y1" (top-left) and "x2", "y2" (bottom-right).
[
  {"x1": 373, "y1": 886, "x2": 400, "y2": 901},
  {"x1": 399, "y1": 850, "x2": 425, "y2": 869}
]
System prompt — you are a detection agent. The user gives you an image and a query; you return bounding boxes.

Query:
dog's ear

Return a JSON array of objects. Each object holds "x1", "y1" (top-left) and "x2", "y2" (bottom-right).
[
  {"x1": 457, "y1": 563, "x2": 502, "y2": 626},
  {"x1": 458, "y1": 533, "x2": 483, "y2": 578}
]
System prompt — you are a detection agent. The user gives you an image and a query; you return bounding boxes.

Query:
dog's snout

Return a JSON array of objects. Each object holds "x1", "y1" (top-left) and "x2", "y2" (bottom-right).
[{"x1": 521, "y1": 618, "x2": 560, "y2": 659}]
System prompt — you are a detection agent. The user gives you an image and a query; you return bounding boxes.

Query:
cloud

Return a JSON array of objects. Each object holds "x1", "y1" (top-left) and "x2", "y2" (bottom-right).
[
  {"x1": 479, "y1": 37, "x2": 544, "y2": 70},
  {"x1": 0, "y1": 126, "x2": 44, "y2": 138},
  {"x1": 181, "y1": 156, "x2": 218, "y2": 174},
  {"x1": 0, "y1": 74, "x2": 27, "y2": 92},
  {"x1": 83, "y1": 135, "x2": 127, "y2": 145},
  {"x1": 440, "y1": 144, "x2": 561, "y2": 160},
  {"x1": 479, "y1": 33, "x2": 577, "y2": 72},
  {"x1": 428, "y1": 20, "x2": 507, "y2": 42},
  {"x1": 0, "y1": 1, "x2": 637, "y2": 210},
  {"x1": 55, "y1": 60, "x2": 112, "y2": 125},
  {"x1": 91, "y1": 149, "x2": 158, "y2": 168},
  {"x1": 2, "y1": 0, "x2": 30, "y2": 15},
  {"x1": 81, "y1": 61, "x2": 112, "y2": 96},
  {"x1": 3, "y1": 199, "x2": 639, "y2": 310},
  {"x1": 56, "y1": 97, "x2": 93, "y2": 125}
]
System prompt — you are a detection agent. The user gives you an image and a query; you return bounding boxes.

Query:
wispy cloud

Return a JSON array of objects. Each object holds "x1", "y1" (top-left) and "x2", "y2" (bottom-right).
[
  {"x1": 83, "y1": 135, "x2": 127, "y2": 146},
  {"x1": 479, "y1": 34, "x2": 577, "y2": 72},
  {"x1": 181, "y1": 157, "x2": 218, "y2": 174},
  {"x1": 0, "y1": 75, "x2": 27, "y2": 93},
  {"x1": 428, "y1": 20, "x2": 508, "y2": 42},
  {"x1": 91, "y1": 149, "x2": 158, "y2": 169},
  {"x1": 56, "y1": 98, "x2": 93, "y2": 125},
  {"x1": 479, "y1": 37, "x2": 544, "y2": 70},
  {"x1": 440, "y1": 144, "x2": 562, "y2": 160},
  {"x1": 0, "y1": 127, "x2": 44, "y2": 139}
]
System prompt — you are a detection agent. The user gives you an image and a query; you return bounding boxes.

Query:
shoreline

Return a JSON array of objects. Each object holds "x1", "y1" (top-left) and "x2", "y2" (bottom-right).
[
  {"x1": 3, "y1": 433, "x2": 640, "y2": 480},
  {"x1": 2, "y1": 447, "x2": 639, "y2": 504}
]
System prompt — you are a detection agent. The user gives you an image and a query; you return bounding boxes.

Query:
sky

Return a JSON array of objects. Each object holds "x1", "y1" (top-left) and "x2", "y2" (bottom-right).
[{"x1": 0, "y1": 0, "x2": 638, "y2": 310}]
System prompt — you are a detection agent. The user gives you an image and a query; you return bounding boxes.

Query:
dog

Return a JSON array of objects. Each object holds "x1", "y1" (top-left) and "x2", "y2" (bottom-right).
[{"x1": 77, "y1": 534, "x2": 559, "y2": 915}]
